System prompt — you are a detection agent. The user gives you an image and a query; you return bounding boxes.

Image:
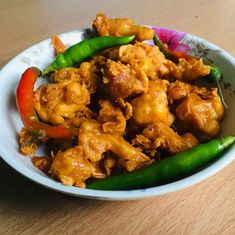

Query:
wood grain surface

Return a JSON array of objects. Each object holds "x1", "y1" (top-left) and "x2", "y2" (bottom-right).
[{"x1": 0, "y1": 0, "x2": 235, "y2": 234}]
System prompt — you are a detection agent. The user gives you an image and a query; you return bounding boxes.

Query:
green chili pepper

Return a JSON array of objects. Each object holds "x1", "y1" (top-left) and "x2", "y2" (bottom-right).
[
  {"x1": 205, "y1": 62, "x2": 227, "y2": 109},
  {"x1": 87, "y1": 136, "x2": 235, "y2": 190},
  {"x1": 153, "y1": 34, "x2": 227, "y2": 109},
  {"x1": 42, "y1": 35, "x2": 135, "y2": 76}
]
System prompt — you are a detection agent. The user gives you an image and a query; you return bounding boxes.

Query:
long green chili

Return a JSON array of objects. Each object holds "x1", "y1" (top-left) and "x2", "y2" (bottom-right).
[
  {"x1": 42, "y1": 35, "x2": 135, "y2": 76},
  {"x1": 87, "y1": 136, "x2": 235, "y2": 190}
]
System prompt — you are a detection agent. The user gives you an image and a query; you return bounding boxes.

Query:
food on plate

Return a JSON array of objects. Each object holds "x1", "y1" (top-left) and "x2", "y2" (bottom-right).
[
  {"x1": 16, "y1": 13, "x2": 232, "y2": 189},
  {"x1": 42, "y1": 35, "x2": 135, "y2": 75},
  {"x1": 88, "y1": 136, "x2": 235, "y2": 190}
]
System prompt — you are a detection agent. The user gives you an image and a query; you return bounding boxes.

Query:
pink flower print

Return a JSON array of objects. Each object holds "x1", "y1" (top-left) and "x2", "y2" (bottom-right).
[{"x1": 152, "y1": 27, "x2": 191, "y2": 54}]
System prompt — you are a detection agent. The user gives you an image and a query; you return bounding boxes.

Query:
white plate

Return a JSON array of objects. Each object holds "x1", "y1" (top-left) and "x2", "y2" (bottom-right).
[{"x1": 0, "y1": 28, "x2": 235, "y2": 200}]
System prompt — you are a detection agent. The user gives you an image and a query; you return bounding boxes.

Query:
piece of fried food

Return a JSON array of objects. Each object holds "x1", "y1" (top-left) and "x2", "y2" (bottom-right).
[
  {"x1": 32, "y1": 156, "x2": 53, "y2": 174},
  {"x1": 52, "y1": 61, "x2": 100, "y2": 93},
  {"x1": 133, "y1": 121, "x2": 198, "y2": 155},
  {"x1": 103, "y1": 60, "x2": 148, "y2": 99},
  {"x1": 167, "y1": 80, "x2": 210, "y2": 104},
  {"x1": 131, "y1": 79, "x2": 174, "y2": 127},
  {"x1": 119, "y1": 42, "x2": 170, "y2": 79},
  {"x1": 98, "y1": 100, "x2": 126, "y2": 135},
  {"x1": 78, "y1": 120, "x2": 150, "y2": 172},
  {"x1": 51, "y1": 35, "x2": 67, "y2": 54},
  {"x1": 19, "y1": 128, "x2": 42, "y2": 155},
  {"x1": 93, "y1": 13, "x2": 154, "y2": 41},
  {"x1": 166, "y1": 58, "x2": 211, "y2": 81},
  {"x1": 176, "y1": 90, "x2": 224, "y2": 141},
  {"x1": 50, "y1": 146, "x2": 105, "y2": 187},
  {"x1": 33, "y1": 81, "x2": 90, "y2": 125}
]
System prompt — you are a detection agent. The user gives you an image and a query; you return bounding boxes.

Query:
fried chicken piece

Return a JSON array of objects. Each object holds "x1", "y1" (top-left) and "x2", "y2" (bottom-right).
[
  {"x1": 176, "y1": 90, "x2": 224, "y2": 141},
  {"x1": 119, "y1": 42, "x2": 169, "y2": 79},
  {"x1": 133, "y1": 122, "x2": 198, "y2": 155},
  {"x1": 116, "y1": 98, "x2": 133, "y2": 120},
  {"x1": 168, "y1": 81, "x2": 224, "y2": 141},
  {"x1": 119, "y1": 43, "x2": 210, "y2": 81},
  {"x1": 167, "y1": 80, "x2": 208, "y2": 104},
  {"x1": 52, "y1": 61, "x2": 99, "y2": 93},
  {"x1": 33, "y1": 81, "x2": 90, "y2": 125},
  {"x1": 52, "y1": 67, "x2": 80, "y2": 83},
  {"x1": 78, "y1": 62, "x2": 100, "y2": 93},
  {"x1": 50, "y1": 146, "x2": 105, "y2": 188},
  {"x1": 131, "y1": 79, "x2": 175, "y2": 127},
  {"x1": 32, "y1": 156, "x2": 53, "y2": 174},
  {"x1": 61, "y1": 107, "x2": 93, "y2": 128},
  {"x1": 93, "y1": 13, "x2": 154, "y2": 41},
  {"x1": 98, "y1": 100, "x2": 126, "y2": 134},
  {"x1": 176, "y1": 88, "x2": 224, "y2": 141},
  {"x1": 19, "y1": 128, "x2": 42, "y2": 155},
  {"x1": 78, "y1": 120, "x2": 150, "y2": 172},
  {"x1": 51, "y1": 35, "x2": 67, "y2": 54},
  {"x1": 103, "y1": 60, "x2": 148, "y2": 99},
  {"x1": 166, "y1": 58, "x2": 211, "y2": 81}
]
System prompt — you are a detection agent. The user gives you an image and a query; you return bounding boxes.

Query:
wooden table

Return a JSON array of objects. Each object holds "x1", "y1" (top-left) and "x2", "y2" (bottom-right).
[{"x1": 0, "y1": 1, "x2": 235, "y2": 234}]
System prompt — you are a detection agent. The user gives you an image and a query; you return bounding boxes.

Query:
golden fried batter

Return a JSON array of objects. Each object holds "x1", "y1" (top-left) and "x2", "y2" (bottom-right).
[
  {"x1": 50, "y1": 146, "x2": 105, "y2": 187},
  {"x1": 116, "y1": 98, "x2": 133, "y2": 120},
  {"x1": 131, "y1": 79, "x2": 174, "y2": 127},
  {"x1": 176, "y1": 90, "x2": 224, "y2": 141},
  {"x1": 103, "y1": 60, "x2": 148, "y2": 98},
  {"x1": 166, "y1": 58, "x2": 211, "y2": 81},
  {"x1": 78, "y1": 120, "x2": 150, "y2": 172},
  {"x1": 51, "y1": 35, "x2": 67, "y2": 54},
  {"x1": 52, "y1": 62, "x2": 99, "y2": 93},
  {"x1": 98, "y1": 100, "x2": 126, "y2": 134},
  {"x1": 104, "y1": 153, "x2": 116, "y2": 176},
  {"x1": 119, "y1": 42, "x2": 169, "y2": 79},
  {"x1": 32, "y1": 156, "x2": 52, "y2": 174},
  {"x1": 19, "y1": 128, "x2": 42, "y2": 155},
  {"x1": 167, "y1": 80, "x2": 209, "y2": 104},
  {"x1": 133, "y1": 122, "x2": 198, "y2": 155},
  {"x1": 33, "y1": 81, "x2": 90, "y2": 125},
  {"x1": 93, "y1": 13, "x2": 154, "y2": 41}
]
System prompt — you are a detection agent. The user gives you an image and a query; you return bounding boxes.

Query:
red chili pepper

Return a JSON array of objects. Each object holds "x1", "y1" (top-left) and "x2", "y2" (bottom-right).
[{"x1": 16, "y1": 67, "x2": 78, "y2": 138}]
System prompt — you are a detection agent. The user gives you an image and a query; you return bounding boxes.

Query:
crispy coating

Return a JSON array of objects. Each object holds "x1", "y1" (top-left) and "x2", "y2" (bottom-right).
[
  {"x1": 93, "y1": 13, "x2": 154, "y2": 41},
  {"x1": 33, "y1": 81, "x2": 90, "y2": 125},
  {"x1": 166, "y1": 58, "x2": 211, "y2": 81},
  {"x1": 103, "y1": 60, "x2": 148, "y2": 98},
  {"x1": 51, "y1": 35, "x2": 67, "y2": 54},
  {"x1": 176, "y1": 90, "x2": 224, "y2": 141},
  {"x1": 52, "y1": 62, "x2": 99, "y2": 93},
  {"x1": 119, "y1": 42, "x2": 169, "y2": 79},
  {"x1": 98, "y1": 100, "x2": 126, "y2": 134},
  {"x1": 116, "y1": 98, "x2": 133, "y2": 120},
  {"x1": 131, "y1": 79, "x2": 174, "y2": 127},
  {"x1": 32, "y1": 156, "x2": 52, "y2": 174},
  {"x1": 104, "y1": 153, "x2": 116, "y2": 176},
  {"x1": 133, "y1": 122, "x2": 198, "y2": 155},
  {"x1": 19, "y1": 128, "x2": 42, "y2": 155},
  {"x1": 78, "y1": 120, "x2": 150, "y2": 172},
  {"x1": 52, "y1": 67, "x2": 81, "y2": 83},
  {"x1": 167, "y1": 80, "x2": 209, "y2": 104},
  {"x1": 50, "y1": 146, "x2": 105, "y2": 187}
]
